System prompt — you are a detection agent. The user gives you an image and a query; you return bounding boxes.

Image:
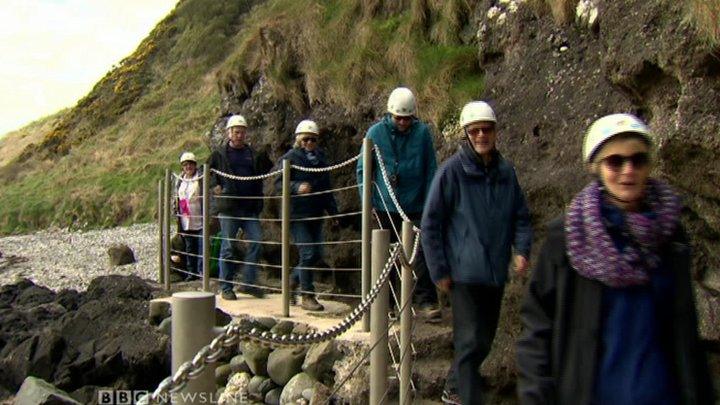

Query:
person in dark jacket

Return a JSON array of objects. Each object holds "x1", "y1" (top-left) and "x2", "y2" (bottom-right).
[
  {"x1": 175, "y1": 151, "x2": 203, "y2": 280},
  {"x1": 516, "y1": 113, "x2": 714, "y2": 405},
  {"x1": 275, "y1": 120, "x2": 339, "y2": 311},
  {"x1": 208, "y1": 114, "x2": 272, "y2": 300},
  {"x1": 422, "y1": 101, "x2": 532, "y2": 405},
  {"x1": 356, "y1": 86, "x2": 440, "y2": 318}
]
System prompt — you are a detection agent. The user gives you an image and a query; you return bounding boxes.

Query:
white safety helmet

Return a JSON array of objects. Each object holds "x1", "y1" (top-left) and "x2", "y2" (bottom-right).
[
  {"x1": 459, "y1": 101, "x2": 496, "y2": 127},
  {"x1": 294, "y1": 119, "x2": 319, "y2": 135},
  {"x1": 387, "y1": 87, "x2": 416, "y2": 117},
  {"x1": 225, "y1": 114, "x2": 248, "y2": 129},
  {"x1": 583, "y1": 113, "x2": 651, "y2": 163},
  {"x1": 179, "y1": 152, "x2": 197, "y2": 164}
]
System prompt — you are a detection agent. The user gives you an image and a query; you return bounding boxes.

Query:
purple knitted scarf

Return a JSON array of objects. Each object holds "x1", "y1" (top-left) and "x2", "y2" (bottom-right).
[{"x1": 565, "y1": 179, "x2": 681, "y2": 287}]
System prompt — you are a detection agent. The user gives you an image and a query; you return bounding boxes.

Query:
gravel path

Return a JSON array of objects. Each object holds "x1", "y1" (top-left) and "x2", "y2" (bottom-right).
[{"x1": 0, "y1": 223, "x2": 160, "y2": 291}]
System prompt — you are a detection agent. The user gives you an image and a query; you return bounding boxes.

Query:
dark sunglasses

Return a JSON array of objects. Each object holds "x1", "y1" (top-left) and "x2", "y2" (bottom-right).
[
  {"x1": 301, "y1": 137, "x2": 318, "y2": 143},
  {"x1": 393, "y1": 115, "x2": 413, "y2": 123},
  {"x1": 600, "y1": 152, "x2": 650, "y2": 171},
  {"x1": 466, "y1": 126, "x2": 495, "y2": 136}
]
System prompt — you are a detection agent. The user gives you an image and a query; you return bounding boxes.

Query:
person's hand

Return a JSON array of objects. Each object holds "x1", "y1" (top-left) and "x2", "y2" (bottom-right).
[
  {"x1": 436, "y1": 277, "x2": 452, "y2": 293},
  {"x1": 514, "y1": 255, "x2": 529, "y2": 276},
  {"x1": 298, "y1": 182, "x2": 312, "y2": 194},
  {"x1": 213, "y1": 185, "x2": 223, "y2": 196}
]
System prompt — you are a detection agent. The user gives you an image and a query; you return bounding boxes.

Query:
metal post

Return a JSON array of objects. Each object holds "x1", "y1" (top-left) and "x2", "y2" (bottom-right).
[
  {"x1": 370, "y1": 229, "x2": 389, "y2": 404},
  {"x1": 281, "y1": 159, "x2": 291, "y2": 317},
  {"x1": 158, "y1": 178, "x2": 164, "y2": 285},
  {"x1": 164, "y1": 169, "x2": 172, "y2": 291},
  {"x1": 361, "y1": 138, "x2": 373, "y2": 332},
  {"x1": 171, "y1": 291, "x2": 217, "y2": 404},
  {"x1": 400, "y1": 221, "x2": 414, "y2": 405},
  {"x1": 202, "y1": 164, "x2": 211, "y2": 292}
]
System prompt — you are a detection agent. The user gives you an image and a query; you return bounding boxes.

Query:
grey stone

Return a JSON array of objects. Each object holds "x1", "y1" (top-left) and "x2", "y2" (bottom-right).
[
  {"x1": 255, "y1": 317, "x2": 277, "y2": 330},
  {"x1": 14, "y1": 376, "x2": 81, "y2": 405},
  {"x1": 107, "y1": 244, "x2": 135, "y2": 266},
  {"x1": 269, "y1": 320, "x2": 294, "y2": 336},
  {"x1": 157, "y1": 317, "x2": 172, "y2": 336},
  {"x1": 215, "y1": 363, "x2": 233, "y2": 386},
  {"x1": 279, "y1": 372, "x2": 316, "y2": 404},
  {"x1": 291, "y1": 323, "x2": 312, "y2": 335},
  {"x1": 264, "y1": 387, "x2": 282, "y2": 405},
  {"x1": 247, "y1": 375, "x2": 276, "y2": 400},
  {"x1": 309, "y1": 383, "x2": 331, "y2": 404},
  {"x1": 215, "y1": 308, "x2": 232, "y2": 327},
  {"x1": 149, "y1": 300, "x2": 170, "y2": 326},
  {"x1": 219, "y1": 372, "x2": 251, "y2": 404},
  {"x1": 267, "y1": 347, "x2": 307, "y2": 386},
  {"x1": 241, "y1": 342, "x2": 271, "y2": 376},
  {"x1": 302, "y1": 341, "x2": 341, "y2": 386},
  {"x1": 229, "y1": 354, "x2": 251, "y2": 374},
  {"x1": 302, "y1": 387, "x2": 314, "y2": 400}
]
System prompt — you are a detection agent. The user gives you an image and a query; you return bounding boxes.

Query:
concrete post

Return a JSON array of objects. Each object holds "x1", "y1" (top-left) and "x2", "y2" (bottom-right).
[
  {"x1": 400, "y1": 221, "x2": 414, "y2": 405},
  {"x1": 171, "y1": 291, "x2": 216, "y2": 404},
  {"x1": 158, "y1": 178, "x2": 164, "y2": 285},
  {"x1": 361, "y1": 138, "x2": 374, "y2": 332},
  {"x1": 370, "y1": 229, "x2": 390, "y2": 404},
  {"x1": 202, "y1": 164, "x2": 210, "y2": 292},
  {"x1": 281, "y1": 159, "x2": 291, "y2": 317},
  {"x1": 164, "y1": 169, "x2": 172, "y2": 291}
]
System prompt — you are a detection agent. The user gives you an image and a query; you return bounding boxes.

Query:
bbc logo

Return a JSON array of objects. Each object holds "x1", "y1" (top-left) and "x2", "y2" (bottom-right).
[{"x1": 98, "y1": 390, "x2": 148, "y2": 405}]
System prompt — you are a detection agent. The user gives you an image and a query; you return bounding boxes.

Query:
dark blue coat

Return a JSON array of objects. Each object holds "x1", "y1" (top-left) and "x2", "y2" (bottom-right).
[
  {"x1": 421, "y1": 144, "x2": 532, "y2": 286},
  {"x1": 275, "y1": 148, "x2": 338, "y2": 219}
]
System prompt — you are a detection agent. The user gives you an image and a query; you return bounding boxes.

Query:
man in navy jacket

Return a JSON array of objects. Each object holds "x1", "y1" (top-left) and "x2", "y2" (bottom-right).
[{"x1": 421, "y1": 101, "x2": 532, "y2": 405}]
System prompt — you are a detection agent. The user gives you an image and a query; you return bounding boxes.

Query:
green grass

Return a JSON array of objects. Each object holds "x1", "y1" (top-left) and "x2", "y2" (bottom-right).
[{"x1": 0, "y1": 0, "x2": 485, "y2": 235}]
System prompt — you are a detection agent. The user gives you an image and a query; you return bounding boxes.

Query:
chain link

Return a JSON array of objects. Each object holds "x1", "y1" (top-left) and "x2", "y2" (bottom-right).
[
  {"x1": 140, "y1": 244, "x2": 402, "y2": 404},
  {"x1": 372, "y1": 147, "x2": 421, "y2": 233},
  {"x1": 210, "y1": 168, "x2": 282, "y2": 181},
  {"x1": 171, "y1": 172, "x2": 204, "y2": 182},
  {"x1": 291, "y1": 153, "x2": 360, "y2": 172}
]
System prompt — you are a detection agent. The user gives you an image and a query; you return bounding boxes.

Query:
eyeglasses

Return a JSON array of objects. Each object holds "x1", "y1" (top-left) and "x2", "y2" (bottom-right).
[
  {"x1": 392, "y1": 115, "x2": 413, "y2": 123},
  {"x1": 466, "y1": 126, "x2": 495, "y2": 136},
  {"x1": 600, "y1": 152, "x2": 650, "y2": 171},
  {"x1": 301, "y1": 137, "x2": 318, "y2": 143}
]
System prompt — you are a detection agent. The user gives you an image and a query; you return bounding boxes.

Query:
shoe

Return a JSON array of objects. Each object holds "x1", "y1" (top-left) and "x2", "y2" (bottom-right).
[
  {"x1": 301, "y1": 295, "x2": 324, "y2": 311},
  {"x1": 289, "y1": 281, "x2": 298, "y2": 306},
  {"x1": 441, "y1": 389, "x2": 462, "y2": 405},
  {"x1": 221, "y1": 290, "x2": 237, "y2": 301},
  {"x1": 240, "y1": 286, "x2": 265, "y2": 299}
]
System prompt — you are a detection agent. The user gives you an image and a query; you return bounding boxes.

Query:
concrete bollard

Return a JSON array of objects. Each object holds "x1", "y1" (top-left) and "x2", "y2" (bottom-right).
[
  {"x1": 369, "y1": 229, "x2": 390, "y2": 404},
  {"x1": 171, "y1": 291, "x2": 217, "y2": 404}
]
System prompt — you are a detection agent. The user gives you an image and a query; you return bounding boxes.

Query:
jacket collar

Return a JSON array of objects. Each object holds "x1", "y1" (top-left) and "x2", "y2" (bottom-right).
[{"x1": 458, "y1": 142, "x2": 507, "y2": 178}]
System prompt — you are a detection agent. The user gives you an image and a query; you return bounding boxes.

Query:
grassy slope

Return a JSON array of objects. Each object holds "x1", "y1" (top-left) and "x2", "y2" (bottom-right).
[
  {"x1": 0, "y1": 0, "x2": 715, "y2": 235},
  {"x1": 0, "y1": 111, "x2": 66, "y2": 168}
]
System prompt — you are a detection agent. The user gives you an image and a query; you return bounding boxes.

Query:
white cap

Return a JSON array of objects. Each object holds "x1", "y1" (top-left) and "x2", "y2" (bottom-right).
[
  {"x1": 294, "y1": 120, "x2": 319, "y2": 135},
  {"x1": 387, "y1": 87, "x2": 416, "y2": 117},
  {"x1": 225, "y1": 114, "x2": 247, "y2": 129},
  {"x1": 459, "y1": 101, "x2": 496, "y2": 127},
  {"x1": 583, "y1": 113, "x2": 651, "y2": 163},
  {"x1": 180, "y1": 152, "x2": 197, "y2": 164}
]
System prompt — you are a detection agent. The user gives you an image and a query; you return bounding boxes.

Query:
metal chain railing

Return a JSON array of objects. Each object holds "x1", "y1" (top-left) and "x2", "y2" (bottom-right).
[
  {"x1": 140, "y1": 244, "x2": 401, "y2": 404},
  {"x1": 291, "y1": 153, "x2": 360, "y2": 172},
  {"x1": 210, "y1": 167, "x2": 282, "y2": 181}
]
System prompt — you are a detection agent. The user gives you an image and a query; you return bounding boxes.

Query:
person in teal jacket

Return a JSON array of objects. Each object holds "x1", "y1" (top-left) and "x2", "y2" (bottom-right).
[{"x1": 356, "y1": 87, "x2": 440, "y2": 317}]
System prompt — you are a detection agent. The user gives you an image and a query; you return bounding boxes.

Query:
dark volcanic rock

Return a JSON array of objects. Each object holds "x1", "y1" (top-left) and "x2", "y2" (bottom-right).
[
  {"x1": 0, "y1": 276, "x2": 169, "y2": 401},
  {"x1": 107, "y1": 243, "x2": 136, "y2": 266}
]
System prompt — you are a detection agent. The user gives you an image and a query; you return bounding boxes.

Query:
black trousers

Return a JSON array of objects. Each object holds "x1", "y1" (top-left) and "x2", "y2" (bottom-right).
[
  {"x1": 375, "y1": 211, "x2": 437, "y2": 306},
  {"x1": 445, "y1": 283, "x2": 505, "y2": 405}
]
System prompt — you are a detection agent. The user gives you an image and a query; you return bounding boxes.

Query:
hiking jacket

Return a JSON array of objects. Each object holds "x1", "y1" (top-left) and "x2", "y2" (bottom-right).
[
  {"x1": 421, "y1": 144, "x2": 532, "y2": 286},
  {"x1": 274, "y1": 147, "x2": 339, "y2": 219},
  {"x1": 207, "y1": 140, "x2": 272, "y2": 216},
  {"x1": 356, "y1": 114, "x2": 437, "y2": 214},
  {"x1": 516, "y1": 217, "x2": 715, "y2": 405},
  {"x1": 175, "y1": 167, "x2": 204, "y2": 231}
]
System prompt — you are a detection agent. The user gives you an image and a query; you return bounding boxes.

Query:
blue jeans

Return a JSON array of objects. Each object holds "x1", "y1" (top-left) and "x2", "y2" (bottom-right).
[
  {"x1": 183, "y1": 229, "x2": 203, "y2": 275},
  {"x1": 290, "y1": 219, "x2": 323, "y2": 292},
  {"x1": 218, "y1": 216, "x2": 262, "y2": 293}
]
